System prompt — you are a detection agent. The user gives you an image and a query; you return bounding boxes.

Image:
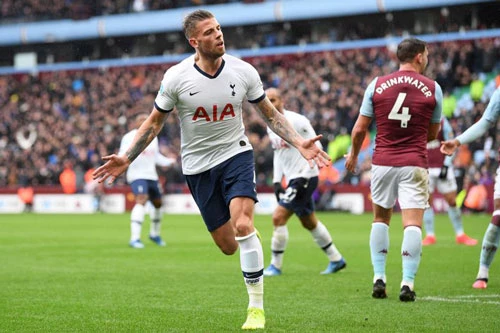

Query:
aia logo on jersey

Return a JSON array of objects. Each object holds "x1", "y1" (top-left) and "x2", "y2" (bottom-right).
[{"x1": 192, "y1": 103, "x2": 235, "y2": 122}]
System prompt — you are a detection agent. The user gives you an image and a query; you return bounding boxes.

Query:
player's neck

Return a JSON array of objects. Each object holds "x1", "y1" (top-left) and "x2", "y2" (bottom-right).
[
  {"x1": 399, "y1": 63, "x2": 420, "y2": 73},
  {"x1": 195, "y1": 55, "x2": 223, "y2": 76}
]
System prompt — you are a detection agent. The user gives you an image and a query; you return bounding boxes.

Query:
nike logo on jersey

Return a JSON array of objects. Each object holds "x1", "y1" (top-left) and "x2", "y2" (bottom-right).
[{"x1": 189, "y1": 91, "x2": 200, "y2": 96}]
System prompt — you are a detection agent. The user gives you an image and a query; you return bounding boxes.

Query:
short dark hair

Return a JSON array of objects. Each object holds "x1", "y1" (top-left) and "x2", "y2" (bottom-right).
[
  {"x1": 396, "y1": 38, "x2": 427, "y2": 63},
  {"x1": 182, "y1": 10, "x2": 214, "y2": 40}
]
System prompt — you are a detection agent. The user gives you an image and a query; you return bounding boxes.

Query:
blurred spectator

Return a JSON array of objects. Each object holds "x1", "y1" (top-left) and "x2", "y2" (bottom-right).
[
  {"x1": 470, "y1": 74, "x2": 485, "y2": 102},
  {"x1": 327, "y1": 128, "x2": 351, "y2": 163},
  {"x1": 463, "y1": 180, "x2": 488, "y2": 213},
  {"x1": 1, "y1": 38, "x2": 500, "y2": 190},
  {"x1": 315, "y1": 165, "x2": 340, "y2": 211},
  {"x1": 442, "y1": 91, "x2": 457, "y2": 119},
  {"x1": 17, "y1": 186, "x2": 34, "y2": 212},
  {"x1": 59, "y1": 160, "x2": 77, "y2": 194}
]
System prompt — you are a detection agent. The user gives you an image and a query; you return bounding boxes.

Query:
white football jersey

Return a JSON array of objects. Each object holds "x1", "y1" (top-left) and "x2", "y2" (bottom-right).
[
  {"x1": 119, "y1": 129, "x2": 174, "y2": 183},
  {"x1": 267, "y1": 110, "x2": 320, "y2": 183},
  {"x1": 154, "y1": 54, "x2": 265, "y2": 175}
]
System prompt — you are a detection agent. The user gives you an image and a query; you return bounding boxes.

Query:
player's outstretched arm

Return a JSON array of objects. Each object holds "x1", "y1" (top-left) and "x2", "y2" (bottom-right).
[
  {"x1": 255, "y1": 97, "x2": 331, "y2": 168},
  {"x1": 93, "y1": 107, "x2": 169, "y2": 184}
]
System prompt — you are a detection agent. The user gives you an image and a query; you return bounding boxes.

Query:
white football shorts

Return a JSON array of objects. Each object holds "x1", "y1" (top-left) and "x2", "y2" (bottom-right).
[
  {"x1": 428, "y1": 166, "x2": 458, "y2": 194},
  {"x1": 493, "y1": 166, "x2": 500, "y2": 200},
  {"x1": 371, "y1": 164, "x2": 429, "y2": 210}
]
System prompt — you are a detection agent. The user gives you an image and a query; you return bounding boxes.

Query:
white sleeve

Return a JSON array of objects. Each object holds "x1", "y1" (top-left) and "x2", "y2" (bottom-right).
[
  {"x1": 154, "y1": 69, "x2": 178, "y2": 112},
  {"x1": 431, "y1": 82, "x2": 443, "y2": 123},
  {"x1": 359, "y1": 78, "x2": 377, "y2": 117},
  {"x1": 273, "y1": 152, "x2": 284, "y2": 184},
  {"x1": 155, "y1": 153, "x2": 175, "y2": 167},
  {"x1": 456, "y1": 117, "x2": 493, "y2": 145},
  {"x1": 245, "y1": 63, "x2": 265, "y2": 103},
  {"x1": 118, "y1": 134, "x2": 131, "y2": 156}
]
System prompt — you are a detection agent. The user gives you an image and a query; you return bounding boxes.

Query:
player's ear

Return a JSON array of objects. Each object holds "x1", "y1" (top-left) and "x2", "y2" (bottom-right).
[
  {"x1": 416, "y1": 52, "x2": 423, "y2": 64},
  {"x1": 188, "y1": 38, "x2": 198, "y2": 48}
]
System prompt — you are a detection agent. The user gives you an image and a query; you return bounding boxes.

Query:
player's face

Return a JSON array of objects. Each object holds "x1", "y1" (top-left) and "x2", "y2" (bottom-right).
[
  {"x1": 191, "y1": 18, "x2": 225, "y2": 60},
  {"x1": 268, "y1": 94, "x2": 283, "y2": 113}
]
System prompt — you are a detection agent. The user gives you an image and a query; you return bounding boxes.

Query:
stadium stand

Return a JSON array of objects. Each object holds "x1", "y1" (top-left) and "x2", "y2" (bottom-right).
[
  {"x1": 0, "y1": 0, "x2": 256, "y2": 23},
  {"x1": 0, "y1": 1, "x2": 498, "y2": 66}
]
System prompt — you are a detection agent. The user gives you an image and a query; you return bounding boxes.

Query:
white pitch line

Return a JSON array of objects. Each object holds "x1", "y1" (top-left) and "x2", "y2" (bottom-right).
[
  {"x1": 454, "y1": 294, "x2": 500, "y2": 298},
  {"x1": 421, "y1": 295, "x2": 500, "y2": 305}
]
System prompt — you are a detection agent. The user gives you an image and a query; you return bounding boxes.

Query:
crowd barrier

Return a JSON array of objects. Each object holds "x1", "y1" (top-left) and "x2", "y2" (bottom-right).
[{"x1": 0, "y1": 184, "x2": 492, "y2": 214}]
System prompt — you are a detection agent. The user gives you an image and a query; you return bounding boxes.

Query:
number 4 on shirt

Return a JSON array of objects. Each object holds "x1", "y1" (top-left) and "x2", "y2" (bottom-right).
[{"x1": 388, "y1": 92, "x2": 411, "y2": 128}]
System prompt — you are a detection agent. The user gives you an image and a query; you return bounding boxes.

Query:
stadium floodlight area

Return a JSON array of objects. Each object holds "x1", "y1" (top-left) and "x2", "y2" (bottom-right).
[
  {"x1": 0, "y1": 28, "x2": 499, "y2": 76},
  {"x1": 0, "y1": 0, "x2": 493, "y2": 46}
]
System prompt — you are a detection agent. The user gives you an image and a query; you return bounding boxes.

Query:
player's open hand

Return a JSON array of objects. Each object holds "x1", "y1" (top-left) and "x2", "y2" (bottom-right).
[
  {"x1": 440, "y1": 139, "x2": 460, "y2": 156},
  {"x1": 299, "y1": 134, "x2": 331, "y2": 168},
  {"x1": 344, "y1": 153, "x2": 358, "y2": 174},
  {"x1": 92, "y1": 154, "x2": 130, "y2": 184}
]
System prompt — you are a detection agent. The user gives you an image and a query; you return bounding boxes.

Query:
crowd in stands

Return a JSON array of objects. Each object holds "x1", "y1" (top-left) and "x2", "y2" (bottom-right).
[
  {"x1": 0, "y1": 0, "x2": 264, "y2": 23},
  {"x1": 1, "y1": 38, "x2": 499, "y2": 196},
  {"x1": 2, "y1": 2, "x2": 498, "y2": 67}
]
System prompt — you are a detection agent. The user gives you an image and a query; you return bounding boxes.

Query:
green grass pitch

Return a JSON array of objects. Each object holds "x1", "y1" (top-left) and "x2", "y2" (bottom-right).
[{"x1": 1, "y1": 212, "x2": 498, "y2": 332}]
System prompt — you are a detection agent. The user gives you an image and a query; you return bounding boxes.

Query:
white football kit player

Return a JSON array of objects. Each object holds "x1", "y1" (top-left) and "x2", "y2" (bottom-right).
[
  {"x1": 154, "y1": 54, "x2": 265, "y2": 175},
  {"x1": 268, "y1": 110, "x2": 320, "y2": 183},
  {"x1": 119, "y1": 129, "x2": 174, "y2": 183}
]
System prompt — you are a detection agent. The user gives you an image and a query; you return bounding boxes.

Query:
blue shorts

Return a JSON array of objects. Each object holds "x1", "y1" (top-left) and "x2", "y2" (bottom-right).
[
  {"x1": 130, "y1": 179, "x2": 163, "y2": 201},
  {"x1": 279, "y1": 176, "x2": 318, "y2": 217},
  {"x1": 185, "y1": 151, "x2": 258, "y2": 232}
]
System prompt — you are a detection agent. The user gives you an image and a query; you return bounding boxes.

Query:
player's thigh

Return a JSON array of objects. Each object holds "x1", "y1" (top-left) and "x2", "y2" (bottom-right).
[
  {"x1": 272, "y1": 205, "x2": 294, "y2": 226},
  {"x1": 371, "y1": 165, "x2": 398, "y2": 209},
  {"x1": 397, "y1": 166, "x2": 429, "y2": 209}
]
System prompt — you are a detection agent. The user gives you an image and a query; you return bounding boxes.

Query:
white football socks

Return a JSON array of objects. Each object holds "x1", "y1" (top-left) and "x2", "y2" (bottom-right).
[
  {"x1": 236, "y1": 231, "x2": 264, "y2": 310},
  {"x1": 370, "y1": 222, "x2": 389, "y2": 283},
  {"x1": 270, "y1": 225, "x2": 288, "y2": 269},
  {"x1": 130, "y1": 203, "x2": 145, "y2": 241},
  {"x1": 149, "y1": 207, "x2": 162, "y2": 237},
  {"x1": 311, "y1": 221, "x2": 342, "y2": 262}
]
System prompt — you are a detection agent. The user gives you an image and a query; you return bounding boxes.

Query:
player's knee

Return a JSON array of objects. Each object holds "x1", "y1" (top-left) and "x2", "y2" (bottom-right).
[
  {"x1": 233, "y1": 217, "x2": 253, "y2": 235},
  {"x1": 272, "y1": 214, "x2": 286, "y2": 227},
  {"x1": 135, "y1": 195, "x2": 148, "y2": 205}
]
